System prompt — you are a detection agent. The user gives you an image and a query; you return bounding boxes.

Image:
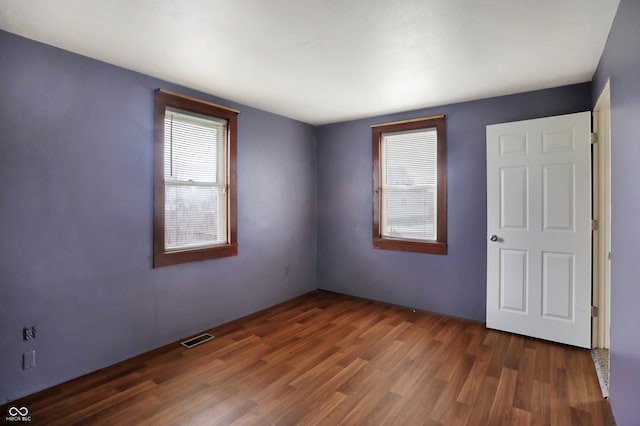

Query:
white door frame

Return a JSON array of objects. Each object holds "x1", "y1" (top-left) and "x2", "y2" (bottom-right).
[{"x1": 592, "y1": 80, "x2": 612, "y2": 349}]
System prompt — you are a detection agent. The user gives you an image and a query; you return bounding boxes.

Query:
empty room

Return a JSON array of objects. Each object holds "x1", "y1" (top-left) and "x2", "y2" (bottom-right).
[{"x1": 1, "y1": 0, "x2": 639, "y2": 424}]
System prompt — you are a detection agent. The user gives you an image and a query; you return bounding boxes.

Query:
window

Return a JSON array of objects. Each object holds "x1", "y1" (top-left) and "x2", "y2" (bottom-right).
[
  {"x1": 372, "y1": 115, "x2": 447, "y2": 254},
  {"x1": 154, "y1": 90, "x2": 238, "y2": 267}
]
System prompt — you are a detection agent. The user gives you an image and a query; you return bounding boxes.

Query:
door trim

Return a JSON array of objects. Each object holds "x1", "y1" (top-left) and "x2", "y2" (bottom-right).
[{"x1": 592, "y1": 80, "x2": 612, "y2": 349}]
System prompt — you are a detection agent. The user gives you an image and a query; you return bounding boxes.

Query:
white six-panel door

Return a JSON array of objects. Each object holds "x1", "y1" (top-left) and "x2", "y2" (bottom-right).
[{"x1": 486, "y1": 112, "x2": 591, "y2": 348}]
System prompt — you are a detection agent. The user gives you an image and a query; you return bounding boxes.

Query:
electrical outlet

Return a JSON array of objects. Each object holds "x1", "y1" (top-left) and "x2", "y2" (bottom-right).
[
  {"x1": 23, "y1": 351, "x2": 36, "y2": 369},
  {"x1": 23, "y1": 326, "x2": 36, "y2": 341}
]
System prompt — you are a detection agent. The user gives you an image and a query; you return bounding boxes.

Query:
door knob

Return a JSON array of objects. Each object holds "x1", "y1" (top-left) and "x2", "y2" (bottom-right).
[{"x1": 489, "y1": 235, "x2": 498, "y2": 242}]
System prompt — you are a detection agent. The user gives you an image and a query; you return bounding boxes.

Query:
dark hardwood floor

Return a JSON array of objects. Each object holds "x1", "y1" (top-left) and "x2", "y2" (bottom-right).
[{"x1": 2, "y1": 291, "x2": 615, "y2": 425}]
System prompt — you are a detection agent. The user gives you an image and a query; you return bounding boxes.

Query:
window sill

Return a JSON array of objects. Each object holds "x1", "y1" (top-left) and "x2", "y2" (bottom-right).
[
  {"x1": 372, "y1": 238, "x2": 447, "y2": 255},
  {"x1": 154, "y1": 243, "x2": 238, "y2": 268}
]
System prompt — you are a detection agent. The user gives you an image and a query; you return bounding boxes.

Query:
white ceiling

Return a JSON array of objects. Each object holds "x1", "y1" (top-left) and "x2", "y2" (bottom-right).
[{"x1": 0, "y1": 0, "x2": 620, "y2": 125}]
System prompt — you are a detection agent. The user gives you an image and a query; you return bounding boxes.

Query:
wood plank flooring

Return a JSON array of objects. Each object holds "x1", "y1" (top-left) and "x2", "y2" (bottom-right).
[{"x1": 2, "y1": 291, "x2": 615, "y2": 425}]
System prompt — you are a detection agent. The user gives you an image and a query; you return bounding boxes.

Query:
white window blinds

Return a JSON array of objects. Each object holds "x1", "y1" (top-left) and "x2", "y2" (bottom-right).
[
  {"x1": 164, "y1": 108, "x2": 227, "y2": 251},
  {"x1": 381, "y1": 128, "x2": 438, "y2": 241}
]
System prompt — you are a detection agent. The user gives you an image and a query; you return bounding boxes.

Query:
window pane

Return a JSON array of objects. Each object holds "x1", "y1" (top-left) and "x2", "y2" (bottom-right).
[
  {"x1": 384, "y1": 129, "x2": 437, "y2": 186},
  {"x1": 383, "y1": 186, "x2": 436, "y2": 240},
  {"x1": 382, "y1": 128, "x2": 438, "y2": 241},
  {"x1": 165, "y1": 185, "x2": 227, "y2": 250},
  {"x1": 164, "y1": 109, "x2": 225, "y2": 183}
]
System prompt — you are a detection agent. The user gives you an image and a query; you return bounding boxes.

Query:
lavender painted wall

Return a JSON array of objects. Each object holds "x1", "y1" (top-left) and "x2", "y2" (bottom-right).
[
  {"x1": 0, "y1": 30, "x2": 317, "y2": 403},
  {"x1": 316, "y1": 85, "x2": 592, "y2": 322},
  {"x1": 592, "y1": 1, "x2": 640, "y2": 424}
]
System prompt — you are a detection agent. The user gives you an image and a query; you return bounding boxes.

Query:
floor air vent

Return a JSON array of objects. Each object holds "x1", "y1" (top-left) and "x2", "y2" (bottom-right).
[{"x1": 181, "y1": 333, "x2": 215, "y2": 349}]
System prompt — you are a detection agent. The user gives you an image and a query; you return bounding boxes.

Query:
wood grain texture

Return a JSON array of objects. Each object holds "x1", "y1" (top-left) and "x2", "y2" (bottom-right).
[{"x1": 2, "y1": 291, "x2": 615, "y2": 425}]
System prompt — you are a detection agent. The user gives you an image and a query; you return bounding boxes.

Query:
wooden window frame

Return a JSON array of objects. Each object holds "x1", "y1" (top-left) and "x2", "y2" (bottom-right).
[
  {"x1": 372, "y1": 115, "x2": 447, "y2": 255},
  {"x1": 153, "y1": 89, "x2": 238, "y2": 267}
]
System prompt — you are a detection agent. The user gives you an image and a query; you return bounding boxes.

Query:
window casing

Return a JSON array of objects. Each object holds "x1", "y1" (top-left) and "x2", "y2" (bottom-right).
[
  {"x1": 154, "y1": 90, "x2": 238, "y2": 267},
  {"x1": 372, "y1": 116, "x2": 447, "y2": 254}
]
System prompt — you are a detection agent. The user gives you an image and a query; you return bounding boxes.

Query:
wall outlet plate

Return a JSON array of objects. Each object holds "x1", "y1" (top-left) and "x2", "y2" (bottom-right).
[{"x1": 23, "y1": 351, "x2": 36, "y2": 369}]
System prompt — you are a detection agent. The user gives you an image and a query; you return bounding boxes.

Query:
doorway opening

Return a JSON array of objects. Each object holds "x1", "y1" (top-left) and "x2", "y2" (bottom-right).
[{"x1": 592, "y1": 79, "x2": 612, "y2": 398}]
